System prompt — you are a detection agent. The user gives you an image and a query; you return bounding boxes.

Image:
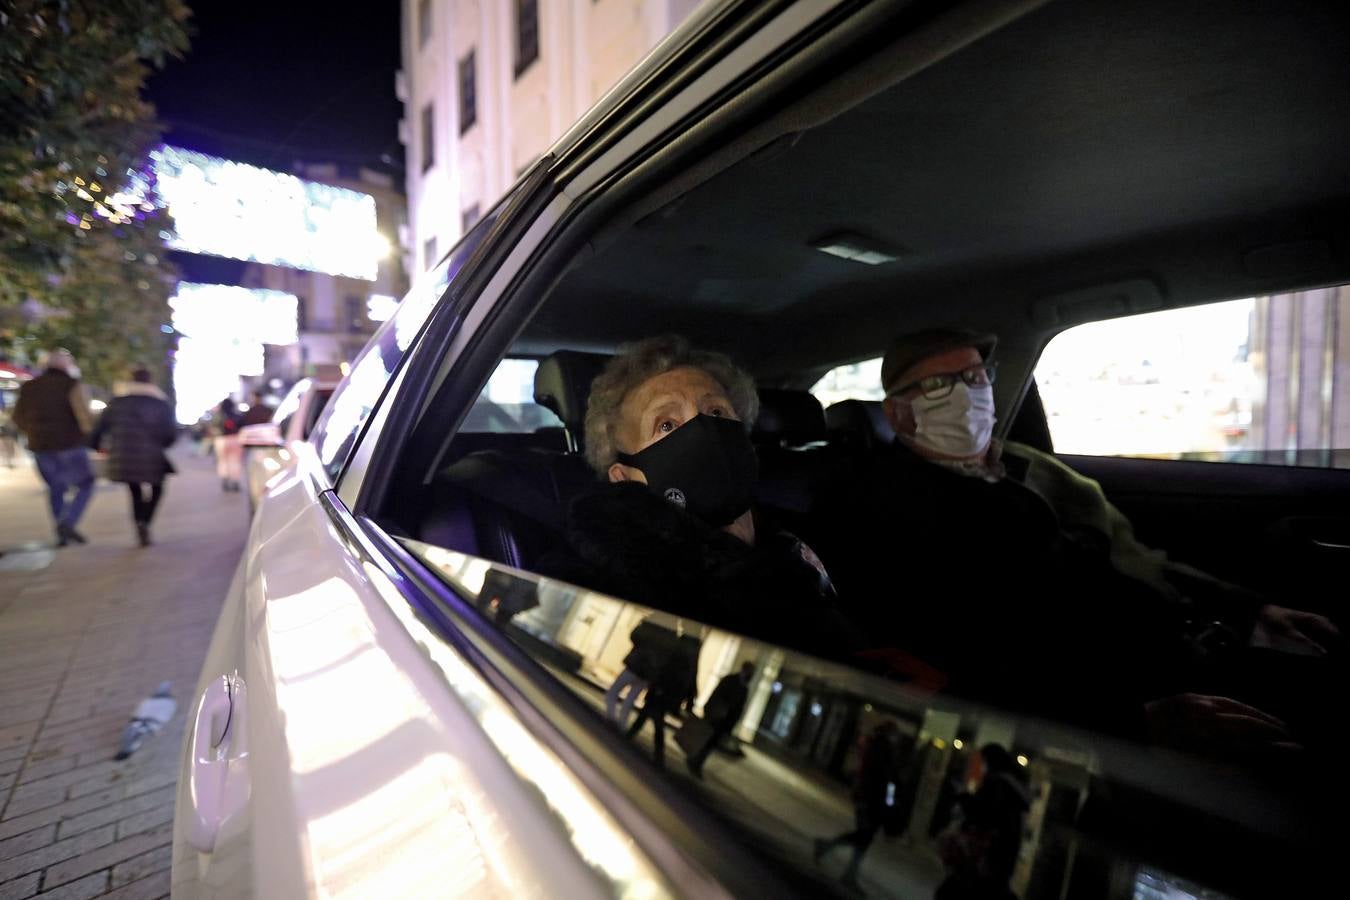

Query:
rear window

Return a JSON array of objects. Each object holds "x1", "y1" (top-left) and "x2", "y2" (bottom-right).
[
  {"x1": 1036, "y1": 286, "x2": 1350, "y2": 468},
  {"x1": 460, "y1": 358, "x2": 563, "y2": 434},
  {"x1": 810, "y1": 359, "x2": 884, "y2": 408}
]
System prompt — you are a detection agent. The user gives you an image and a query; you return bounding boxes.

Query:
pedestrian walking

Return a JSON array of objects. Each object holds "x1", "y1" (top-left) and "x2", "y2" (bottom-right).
[
  {"x1": 213, "y1": 397, "x2": 243, "y2": 492},
  {"x1": 240, "y1": 390, "x2": 275, "y2": 426},
  {"x1": 606, "y1": 613, "x2": 680, "y2": 729},
  {"x1": 88, "y1": 366, "x2": 178, "y2": 546},
  {"x1": 681, "y1": 661, "x2": 755, "y2": 778},
  {"x1": 814, "y1": 721, "x2": 906, "y2": 891},
  {"x1": 625, "y1": 629, "x2": 702, "y2": 770},
  {"x1": 11, "y1": 349, "x2": 95, "y2": 546}
]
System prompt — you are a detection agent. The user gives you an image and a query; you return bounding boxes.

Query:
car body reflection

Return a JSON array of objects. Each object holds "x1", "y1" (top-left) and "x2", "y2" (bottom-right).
[{"x1": 403, "y1": 539, "x2": 1323, "y2": 899}]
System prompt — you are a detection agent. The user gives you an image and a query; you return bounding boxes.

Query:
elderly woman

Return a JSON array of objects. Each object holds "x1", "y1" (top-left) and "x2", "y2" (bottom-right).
[{"x1": 544, "y1": 335, "x2": 858, "y2": 658}]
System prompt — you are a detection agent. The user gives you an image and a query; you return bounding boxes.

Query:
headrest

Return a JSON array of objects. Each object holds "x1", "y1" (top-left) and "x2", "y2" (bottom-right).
[
  {"x1": 752, "y1": 389, "x2": 826, "y2": 446},
  {"x1": 533, "y1": 350, "x2": 611, "y2": 446},
  {"x1": 825, "y1": 399, "x2": 895, "y2": 450}
]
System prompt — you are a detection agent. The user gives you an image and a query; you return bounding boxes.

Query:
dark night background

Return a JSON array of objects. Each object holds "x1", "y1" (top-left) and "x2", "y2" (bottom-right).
[{"x1": 145, "y1": 0, "x2": 404, "y2": 283}]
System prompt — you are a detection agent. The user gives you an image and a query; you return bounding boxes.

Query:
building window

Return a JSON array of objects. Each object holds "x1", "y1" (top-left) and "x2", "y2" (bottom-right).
[
  {"x1": 418, "y1": 0, "x2": 432, "y2": 48},
  {"x1": 458, "y1": 50, "x2": 477, "y2": 135},
  {"x1": 424, "y1": 236, "x2": 438, "y2": 271},
  {"x1": 514, "y1": 0, "x2": 539, "y2": 79},
  {"x1": 421, "y1": 103, "x2": 434, "y2": 173},
  {"x1": 461, "y1": 204, "x2": 481, "y2": 234},
  {"x1": 345, "y1": 296, "x2": 364, "y2": 334}
]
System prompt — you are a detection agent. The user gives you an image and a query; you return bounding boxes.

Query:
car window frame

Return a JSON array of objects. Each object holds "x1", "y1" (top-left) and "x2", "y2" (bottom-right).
[{"x1": 339, "y1": 163, "x2": 560, "y2": 512}]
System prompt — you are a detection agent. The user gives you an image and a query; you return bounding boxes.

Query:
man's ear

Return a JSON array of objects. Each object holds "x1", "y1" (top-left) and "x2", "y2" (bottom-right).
[{"x1": 882, "y1": 396, "x2": 907, "y2": 434}]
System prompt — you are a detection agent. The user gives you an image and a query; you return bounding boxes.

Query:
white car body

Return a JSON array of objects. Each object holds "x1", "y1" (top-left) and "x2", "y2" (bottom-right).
[{"x1": 239, "y1": 376, "x2": 339, "y2": 514}]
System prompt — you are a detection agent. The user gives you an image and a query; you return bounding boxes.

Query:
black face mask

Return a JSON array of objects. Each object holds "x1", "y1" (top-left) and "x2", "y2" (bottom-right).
[{"x1": 615, "y1": 414, "x2": 759, "y2": 527}]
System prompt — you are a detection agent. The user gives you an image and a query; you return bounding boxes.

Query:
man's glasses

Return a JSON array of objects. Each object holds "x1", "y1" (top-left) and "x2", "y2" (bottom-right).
[{"x1": 890, "y1": 362, "x2": 997, "y2": 401}]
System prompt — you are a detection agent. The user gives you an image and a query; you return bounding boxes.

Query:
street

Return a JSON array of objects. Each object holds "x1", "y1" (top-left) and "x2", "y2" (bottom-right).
[{"x1": 1, "y1": 445, "x2": 245, "y2": 900}]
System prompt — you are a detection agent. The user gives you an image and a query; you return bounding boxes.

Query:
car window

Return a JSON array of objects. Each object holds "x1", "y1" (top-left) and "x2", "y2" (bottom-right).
[
  {"x1": 460, "y1": 358, "x2": 563, "y2": 433},
  {"x1": 1036, "y1": 286, "x2": 1350, "y2": 468},
  {"x1": 303, "y1": 388, "x2": 335, "y2": 439},
  {"x1": 271, "y1": 378, "x2": 311, "y2": 435},
  {"x1": 810, "y1": 358, "x2": 884, "y2": 407},
  {"x1": 310, "y1": 215, "x2": 495, "y2": 482}
]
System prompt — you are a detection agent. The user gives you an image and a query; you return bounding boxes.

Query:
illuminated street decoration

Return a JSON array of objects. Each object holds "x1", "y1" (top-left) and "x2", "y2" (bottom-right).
[
  {"x1": 128, "y1": 146, "x2": 386, "y2": 280},
  {"x1": 170, "y1": 283, "x2": 298, "y2": 345},
  {"x1": 170, "y1": 283, "x2": 299, "y2": 423},
  {"x1": 366, "y1": 294, "x2": 399, "y2": 322}
]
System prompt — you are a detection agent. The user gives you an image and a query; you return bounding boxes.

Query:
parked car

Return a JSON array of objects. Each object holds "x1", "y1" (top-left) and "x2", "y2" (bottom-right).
[
  {"x1": 174, "y1": 0, "x2": 1347, "y2": 897},
  {"x1": 238, "y1": 371, "x2": 340, "y2": 514}
]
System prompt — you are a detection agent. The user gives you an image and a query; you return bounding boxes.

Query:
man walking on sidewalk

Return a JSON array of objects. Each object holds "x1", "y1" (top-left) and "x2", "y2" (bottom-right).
[{"x1": 12, "y1": 348, "x2": 96, "y2": 546}]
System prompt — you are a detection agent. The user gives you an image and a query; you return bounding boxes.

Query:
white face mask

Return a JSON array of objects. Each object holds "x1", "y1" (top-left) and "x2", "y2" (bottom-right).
[{"x1": 909, "y1": 382, "x2": 996, "y2": 458}]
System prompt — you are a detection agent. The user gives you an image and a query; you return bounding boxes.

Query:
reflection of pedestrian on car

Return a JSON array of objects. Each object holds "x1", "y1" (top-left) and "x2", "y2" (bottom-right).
[
  {"x1": 683, "y1": 660, "x2": 754, "y2": 778},
  {"x1": 88, "y1": 366, "x2": 177, "y2": 547},
  {"x1": 814, "y1": 721, "x2": 905, "y2": 892},
  {"x1": 605, "y1": 612, "x2": 679, "y2": 729},
  {"x1": 936, "y1": 744, "x2": 1030, "y2": 900},
  {"x1": 624, "y1": 626, "x2": 701, "y2": 770},
  {"x1": 12, "y1": 349, "x2": 95, "y2": 546}
]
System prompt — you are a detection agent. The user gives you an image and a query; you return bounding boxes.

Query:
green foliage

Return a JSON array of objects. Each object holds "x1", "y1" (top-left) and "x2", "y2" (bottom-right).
[{"x1": 0, "y1": 0, "x2": 191, "y2": 388}]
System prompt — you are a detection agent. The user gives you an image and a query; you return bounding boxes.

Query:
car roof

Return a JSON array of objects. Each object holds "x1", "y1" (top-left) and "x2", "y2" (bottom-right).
[{"x1": 529, "y1": 0, "x2": 1350, "y2": 379}]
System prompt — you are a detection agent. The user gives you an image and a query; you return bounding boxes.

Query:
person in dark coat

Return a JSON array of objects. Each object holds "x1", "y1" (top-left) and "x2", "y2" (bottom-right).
[
  {"x1": 605, "y1": 613, "x2": 680, "y2": 729},
  {"x1": 936, "y1": 744, "x2": 1031, "y2": 900},
  {"x1": 814, "y1": 328, "x2": 1340, "y2": 753},
  {"x1": 684, "y1": 660, "x2": 755, "y2": 777},
  {"x1": 240, "y1": 390, "x2": 274, "y2": 426},
  {"x1": 88, "y1": 367, "x2": 177, "y2": 546},
  {"x1": 539, "y1": 335, "x2": 862, "y2": 662},
  {"x1": 213, "y1": 398, "x2": 243, "y2": 492},
  {"x1": 625, "y1": 629, "x2": 702, "y2": 770},
  {"x1": 12, "y1": 349, "x2": 95, "y2": 546},
  {"x1": 814, "y1": 721, "x2": 905, "y2": 891}
]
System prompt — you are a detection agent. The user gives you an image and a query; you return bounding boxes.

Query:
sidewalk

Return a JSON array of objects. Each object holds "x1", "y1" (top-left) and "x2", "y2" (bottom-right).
[{"x1": 1, "y1": 444, "x2": 247, "y2": 900}]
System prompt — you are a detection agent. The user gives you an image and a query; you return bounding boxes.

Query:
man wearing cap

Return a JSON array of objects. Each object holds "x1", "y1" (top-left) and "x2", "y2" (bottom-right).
[
  {"x1": 814, "y1": 328, "x2": 1337, "y2": 753},
  {"x1": 13, "y1": 349, "x2": 97, "y2": 546}
]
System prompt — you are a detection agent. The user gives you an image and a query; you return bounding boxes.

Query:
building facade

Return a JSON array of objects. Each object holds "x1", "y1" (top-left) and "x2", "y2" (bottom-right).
[{"x1": 399, "y1": 0, "x2": 700, "y2": 276}]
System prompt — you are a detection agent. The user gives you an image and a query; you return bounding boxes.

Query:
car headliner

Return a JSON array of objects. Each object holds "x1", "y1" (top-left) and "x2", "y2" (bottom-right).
[{"x1": 526, "y1": 0, "x2": 1350, "y2": 380}]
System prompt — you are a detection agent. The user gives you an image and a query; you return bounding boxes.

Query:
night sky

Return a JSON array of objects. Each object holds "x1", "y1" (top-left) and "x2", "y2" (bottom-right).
[{"x1": 146, "y1": 0, "x2": 403, "y2": 179}]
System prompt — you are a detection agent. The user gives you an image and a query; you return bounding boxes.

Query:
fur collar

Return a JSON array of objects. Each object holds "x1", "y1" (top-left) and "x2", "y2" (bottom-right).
[
  {"x1": 114, "y1": 381, "x2": 168, "y2": 400},
  {"x1": 567, "y1": 482, "x2": 750, "y2": 591}
]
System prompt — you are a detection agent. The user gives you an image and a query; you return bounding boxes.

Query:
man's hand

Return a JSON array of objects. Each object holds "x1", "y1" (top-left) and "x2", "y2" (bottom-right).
[
  {"x1": 1251, "y1": 605, "x2": 1340, "y2": 656},
  {"x1": 1144, "y1": 693, "x2": 1302, "y2": 761}
]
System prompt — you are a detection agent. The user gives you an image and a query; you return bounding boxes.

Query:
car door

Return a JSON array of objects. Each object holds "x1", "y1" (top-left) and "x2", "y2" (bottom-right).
[{"x1": 170, "y1": 192, "x2": 563, "y2": 897}]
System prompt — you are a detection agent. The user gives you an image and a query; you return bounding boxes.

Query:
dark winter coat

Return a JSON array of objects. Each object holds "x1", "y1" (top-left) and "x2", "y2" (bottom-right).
[
  {"x1": 13, "y1": 368, "x2": 90, "y2": 452},
  {"x1": 89, "y1": 384, "x2": 177, "y2": 484},
  {"x1": 539, "y1": 482, "x2": 863, "y2": 663},
  {"x1": 810, "y1": 439, "x2": 1261, "y2": 734},
  {"x1": 702, "y1": 672, "x2": 750, "y2": 730}
]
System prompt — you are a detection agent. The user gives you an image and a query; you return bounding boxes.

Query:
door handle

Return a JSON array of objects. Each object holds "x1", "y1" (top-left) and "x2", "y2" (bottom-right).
[{"x1": 187, "y1": 673, "x2": 251, "y2": 853}]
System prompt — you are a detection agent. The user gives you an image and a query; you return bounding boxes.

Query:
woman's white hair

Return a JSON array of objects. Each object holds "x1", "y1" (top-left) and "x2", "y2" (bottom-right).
[{"x1": 584, "y1": 334, "x2": 759, "y2": 475}]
